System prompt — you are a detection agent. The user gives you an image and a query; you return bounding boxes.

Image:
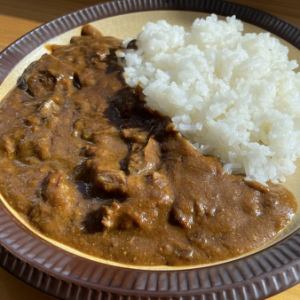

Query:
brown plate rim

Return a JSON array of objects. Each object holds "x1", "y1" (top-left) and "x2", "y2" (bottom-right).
[{"x1": 0, "y1": 0, "x2": 300, "y2": 299}]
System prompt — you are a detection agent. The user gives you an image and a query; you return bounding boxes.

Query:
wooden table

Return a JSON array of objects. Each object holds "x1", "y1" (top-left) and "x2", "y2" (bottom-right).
[{"x1": 0, "y1": 0, "x2": 299, "y2": 299}]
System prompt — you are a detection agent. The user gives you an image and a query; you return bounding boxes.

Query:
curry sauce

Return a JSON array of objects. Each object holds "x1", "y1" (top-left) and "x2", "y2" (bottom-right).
[{"x1": 0, "y1": 25, "x2": 297, "y2": 266}]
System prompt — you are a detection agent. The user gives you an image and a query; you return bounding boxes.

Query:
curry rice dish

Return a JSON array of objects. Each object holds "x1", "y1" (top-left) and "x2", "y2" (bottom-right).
[{"x1": 0, "y1": 25, "x2": 297, "y2": 266}]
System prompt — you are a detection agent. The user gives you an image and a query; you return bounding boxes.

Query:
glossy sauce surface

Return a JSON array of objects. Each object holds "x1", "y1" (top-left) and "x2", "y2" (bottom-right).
[{"x1": 0, "y1": 26, "x2": 297, "y2": 266}]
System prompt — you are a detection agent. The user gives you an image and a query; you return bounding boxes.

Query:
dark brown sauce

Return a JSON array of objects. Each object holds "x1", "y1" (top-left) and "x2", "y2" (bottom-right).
[{"x1": 0, "y1": 25, "x2": 297, "y2": 266}]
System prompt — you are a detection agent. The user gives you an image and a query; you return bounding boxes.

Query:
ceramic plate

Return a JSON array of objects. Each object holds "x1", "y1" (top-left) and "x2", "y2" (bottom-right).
[{"x1": 0, "y1": 1, "x2": 299, "y2": 299}]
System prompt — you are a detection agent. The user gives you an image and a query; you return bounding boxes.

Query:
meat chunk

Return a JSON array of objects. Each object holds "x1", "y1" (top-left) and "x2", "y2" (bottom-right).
[
  {"x1": 94, "y1": 169, "x2": 127, "y2": 194},
  {"x1": 18, "y1": 54, "x2": 78, "y2": 98},
  {"x1": 160, "y1": 238, "x2": 195, "y2": 265},
  {"x1": 150, "y1": 171, "x2": 174, "y2": 206},
  {"x1": 81, "y1": 129, "x2": 128, "y2": 175},
  {"x1": 14, "y1": 135, "x2": 52, "y2": 162},
  {"x1": 144, "y1": 137, "x2": 161, "y2": 168},
  {"x1": 41, "y1": 171, "x2": 78, "y2": 213},
  {"x1": 30, "y1": 172, "x2": 82, "y2": 235},
  {"x1": 100, "y1": 200, "x2": 158, "y2": 231},
  {"x1": 101, "y1": 202, "x2": 121, "y2": 229},
  {"x1": 121, "y1": 128, "x2": 148, "y2": 144},
  {"x1": 170, "y1": 197, "x2": 194, "y2": 229},
  {"x1": 26, "y1": 70, "x2": 57, "y2": 98},
  {"x1": 127, "y1": 144, "x2": 144, "y2": 174},
  {"x1": 86, "y1": 133, "x2": 128, "y2": 169},
  {"x1": 38, "y1": 99, "x2": 60, "y2": 118},
  {"x1": 128, "y1": 137, "x2": 161, "y2": 175},
  {"x1": 82, "y1": 132, "x2": 128, "y2": 195},
  {"x1": 163, "y1": 134, "x2": 222, "y2": 229},
  {"x1": 1, "y1": 135, "x2": 16, "y2": 159},
  {"x1": 101, "y1": 201, "x2": 145, "y2": 230},
  {"x1": 85, "y1": 158, "x2": 127, "y2": 194},
  {"x1": 35, "y1": 137, "x2": 51, "y2": 160},
  {"x1": 17, "y1": 61, "x2": 57, "y2": 98},
  {"x1": 99, "y1": 173, "x2": 173, "y2": 231}
]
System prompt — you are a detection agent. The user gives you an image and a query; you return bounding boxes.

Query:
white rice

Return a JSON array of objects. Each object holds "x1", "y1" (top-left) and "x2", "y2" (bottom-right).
[{"x1": 122, "y1": 14, "x2": 300, "y2": 183}]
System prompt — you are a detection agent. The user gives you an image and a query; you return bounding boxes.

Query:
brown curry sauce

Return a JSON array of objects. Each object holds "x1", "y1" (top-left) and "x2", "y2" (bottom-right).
[{"x1": 0, "y1": 25, "x2": 297, "y2": 266}]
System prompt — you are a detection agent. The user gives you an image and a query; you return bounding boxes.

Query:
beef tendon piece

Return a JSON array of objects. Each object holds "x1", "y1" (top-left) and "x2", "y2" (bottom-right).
[
  {"x1": 120, "y1": 128, "x2": 148, "y2": 144},
  {"x1": 41, "y1": 172, "x2": 78, "y2": 210},
  {"x1": 100, "y1": 200, "x2": 158, "y2": 231},
  {"x1": 170, "y1": 197, "x2": 195, "y2": 229},
  {"x1": 1, "y1": 135, "x2": 16, "y2": 159},
  {"x1": 160, "y1": 238, "x2": 196, "y2": 265},
  {"x1": 38, "y1": 99, "x2": 60, "y2": 117},
  {"x1": 94, "y1": 169, "x2": 127, "y2": 194},
  {"x1": 26, "y1": 70, "x2": 56, "y2": 98},
  {"x1": 85, "y1": 158, "x2": 127, "y2": 195},
  {"x1": 150, "y1": 171, "x2": 174, "y2": 206},
  {"x1": 100, "y1": 201, "x2": 146, "y2": 230},
  {"x1": 128, "y1": 137, "x2": 161, "y2": 175},
  {"x1": 82, "y1": 131, "x2": 129, "y2": 195},
  {"x1": 30, "y1": 171, "x2": 83, "y2": 235},
  {"x1": 100, "y1": 173, "x2": 172, "y2": 231},
  {"x1": 101, "y1": 202, "x2": 121, "y2": 229},
  {"x1": 19, "y1": 54, "x2": 84, "y2": 100}
]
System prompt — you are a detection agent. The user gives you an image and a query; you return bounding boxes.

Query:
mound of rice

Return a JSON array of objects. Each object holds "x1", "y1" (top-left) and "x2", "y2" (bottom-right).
[{"x1": 122, "y1": 14, "x2": 300, "y2": 183}]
